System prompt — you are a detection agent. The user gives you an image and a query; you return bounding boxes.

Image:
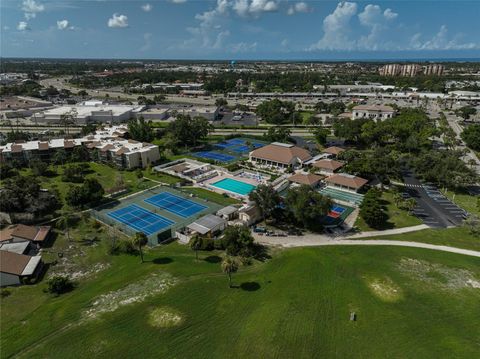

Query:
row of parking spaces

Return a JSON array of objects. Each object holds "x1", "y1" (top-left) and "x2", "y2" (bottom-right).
[
  {"x1": 422, "y1": 184, "x2": 468, "y2": 224},
  {"x1": 404, "y1": 183, "x2": 467, "y2": 228}
]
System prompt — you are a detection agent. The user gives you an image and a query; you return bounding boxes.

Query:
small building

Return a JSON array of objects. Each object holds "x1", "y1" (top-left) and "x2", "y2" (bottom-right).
[
  {"x1": 352, "y1": 105, "x2": 396, "y2": 121},
  {"x1": 176, "y1": 214, "x2": 227, "y2": 244},
  {"x1": 0, "y1": 250, "x2": 43, "y2": 287},
  {"x1": 312, "y1": 159, "x2": 345, "y2": 175},
  {"x1": 288, "y1": 173, "x2": 324, "y2": 188},
  {"x1": 249, "y1": 142, "x2": 312, "y2": 170},
  {"x1": 324, "y1": 173, "x2": 368, "y2": 193},
  {"x1": 238, "y1": 202, "x2": 262, "y2": 226},
  {"x1": 216, "y1": 206, "x2": 239, "y2": 221},
  {"x1": 322, "y1": 146, "x2": 345, "y2": 158},
  {"x1": 0, "y1": 224, "x2": 51, "y2": 248}
]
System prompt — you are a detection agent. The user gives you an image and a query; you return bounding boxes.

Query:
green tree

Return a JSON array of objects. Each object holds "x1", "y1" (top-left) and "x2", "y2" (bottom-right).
[
  {"x1": 222, "y1": 226, "x2": 255, "y2": 257},
  {"x1": 359, "y1": 189, "x2": 388, "y2": 229},
  {"x1": 128, "y1": 116, "x2": 154, "y2": 142},
  {"x1": 133, "y1": 232, "x2": 149, "y2": 263},
  {"x1": 29, "y1": 158, "x2": 49, "y2": 176},
  {"x1": 59, "y1": 108, "x2": 77, "y2": 136},
  {"x1": 461, "y1": 124, "x2": 480, "y2": 151},
  {"x1": 215, "y1": 98, "x2": 228, "y2": 106},
  {"x1": 256, "y1": 99, "x2": 295, "y2": 124},
  {"x1": 221, "y1": 255, "x2": 239, "y2": 288},
  {"x1": 190, "y1": 234, "x2": 203, "y2": 261},
  {"x1": 455, "y1": 106, "x2": 477, "y2": 120},
  {"x1": 311, "y1": 127, "x2": 330, "y2": 147},
  {"x1": 285, "y1": 185, "x2": 332, "y2": 230},
  {"x1": 248, "y1": 184, "x2": 281, "y2": 220},
  {"x1": 47, "y1": 276, "x2": 74, "y2": 296}
]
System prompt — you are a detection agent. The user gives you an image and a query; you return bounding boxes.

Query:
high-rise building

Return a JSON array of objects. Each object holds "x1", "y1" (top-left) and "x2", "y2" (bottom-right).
[
  {"x1": 400, "y1": 64, "x2": 422, "y2": 77},
  {"x1": 379, "y1": 64, "x2": 402, "y2": 76},
  {"x1": 424, "y1": 64, "x2": 445, "y2": 76}
]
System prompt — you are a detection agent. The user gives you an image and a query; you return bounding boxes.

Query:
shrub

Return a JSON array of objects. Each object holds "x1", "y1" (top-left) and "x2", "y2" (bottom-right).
[
  {"x1": 108, "y1": 238, "x2": 137, "y2": 255},
  {"x1": 1, "y1": 289, "x2": 11, "y2": 298},
  {"x1": 46, "y1": 276, "x2": 74, "y2": 295}
]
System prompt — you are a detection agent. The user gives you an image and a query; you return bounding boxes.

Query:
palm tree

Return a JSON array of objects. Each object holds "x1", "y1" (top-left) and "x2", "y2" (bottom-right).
[
  {"x1": 190, "y1": 235, "x2": 202, "y2": 261},
  {"x1": 393, "y1": 192, "x2": 403, "y2": 207},
  {"x1": 221, "y1": 256, "x2": 239, "y2": 288},
  {"x1": 405, "y1": 198, "x2": 417, "y2": 214},
  {"x1": 57, "y1": 211, "x2": 73, "y2": 242},
  {"x1": 133, "y1": 232, "x2": 148, "y2": 263}
]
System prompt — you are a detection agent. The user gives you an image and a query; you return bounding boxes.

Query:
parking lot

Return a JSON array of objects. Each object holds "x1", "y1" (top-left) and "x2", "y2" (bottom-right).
[{"x1": 402, "y1": 169, "x2": 468, "y2": 228}]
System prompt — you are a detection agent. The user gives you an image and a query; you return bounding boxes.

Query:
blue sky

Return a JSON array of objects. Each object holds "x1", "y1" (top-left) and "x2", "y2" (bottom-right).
[{"x1": 1, "y1": 0, "x2": 479, "y2": 60}]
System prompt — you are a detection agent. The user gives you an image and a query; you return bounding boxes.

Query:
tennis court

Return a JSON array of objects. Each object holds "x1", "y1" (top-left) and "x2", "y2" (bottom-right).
[
  {"x1": 107, "y1": 204, "x2": 174, "y2": 235},
  {"x1": 145, "y1": 192, "x2": 207, "y2": 218},
  {"x1": 319, "y1": 187, "x2": 364, "y2": 206},
  {"x1": 195, "y1": 151, "x2": 236, "y2": 162},
  {"x1": 321, "y1": 204, "x2": 354, "y2": 227}
]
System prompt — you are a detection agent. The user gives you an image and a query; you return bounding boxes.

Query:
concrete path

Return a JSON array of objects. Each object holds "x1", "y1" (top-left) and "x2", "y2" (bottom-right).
[{"x1": 254, "y1": 226, "x2": 480, "y2": 258}]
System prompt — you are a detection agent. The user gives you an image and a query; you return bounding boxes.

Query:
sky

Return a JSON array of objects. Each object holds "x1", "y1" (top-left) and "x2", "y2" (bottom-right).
[{"x1": 1, "y1": 0, "x2": 480, "y2": 60}]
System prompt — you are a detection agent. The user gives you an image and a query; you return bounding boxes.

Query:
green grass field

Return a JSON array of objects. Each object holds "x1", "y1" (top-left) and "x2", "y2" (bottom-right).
[
  {"x1": 2, "y1": 224, "x2": 479, "y2": 358},
  {"x1": 182, "y1": 187, "x2": 240, "y2": 206},
  {"x1": 442, "y1": 189, "x2": 479, "y2": 217},
  {"x1": 355, "y1": 191, "x2": 422, "y2": 231}
]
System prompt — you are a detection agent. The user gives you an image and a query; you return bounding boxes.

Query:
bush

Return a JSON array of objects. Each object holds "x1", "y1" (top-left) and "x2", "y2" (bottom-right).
[
  {"x1": 108, "y1": 238, "x2": 138, "y2": 255},
  {"x1": 46, "y1": 276, "x2": 74, "y2": 295},
  {"x1": 1, "y1": 289, "x2": 11, "y2": 298}
]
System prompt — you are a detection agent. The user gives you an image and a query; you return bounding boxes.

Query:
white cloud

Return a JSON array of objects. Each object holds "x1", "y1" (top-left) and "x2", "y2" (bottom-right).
[
  {"x1": 141, "y1": 3, "x2": 152, "y2": 12},
  {"x1": 108, "y1": 13, "x2": 128, "y2": 28},
  {"x1": 17, "y1": 21, "x2": 29, "y2": 31},
  {"x1": 230, "y1": 41, "x2": 258, "y2": 53},
  {"x1": 309, "y1": 1, "x2": 358, "y2": 50},
  {"x1": 383, "y1": 8, "x2": 398, "y2": 21},
  {"x1": 56, "y1": 19, "x2": 73, "y2": 30},
  {"x1": 22, "y1": 0, "x2": 45, "y2": 20},
  {"x1": 410, "y1": 25, "x2": 478, "y2": 50},
  {"x1": 169, "y1": 0, "x2": 187, "y2": 3},
  {"x1": 287, "y1": 2, "x2": 310, "y2": 16},
  {"x1": 233, "y1": 0, "x2": 279, "y2": 18},
  {"x1": 140, "y1": 32, "x2": 152, "y2": 52}
]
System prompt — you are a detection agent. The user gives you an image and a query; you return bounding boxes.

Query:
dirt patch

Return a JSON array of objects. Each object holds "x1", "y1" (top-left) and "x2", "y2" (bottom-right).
[
  {"x1": 83, "y1": 273, "x2": 177, "y2": 320},
  {"x1": 365, "y1": 276, "x2": 403, "y2": 302},
  {"x1": 49, "y1": 262, "x2": 110, "y2": 280},
  {"x1": 148, "y1": 307, "x2": 184, "y2": 328},
  {"x1": 398, "y1": 258, "x2": 480, "y2": 290}
]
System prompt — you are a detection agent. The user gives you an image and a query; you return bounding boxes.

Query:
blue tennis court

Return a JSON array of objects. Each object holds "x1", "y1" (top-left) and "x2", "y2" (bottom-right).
[
  {"x1": 107, "y1": 204, "x2": 174, "y2": 235},
  {"x1": 231, "y1": 145, "x2": 250, "y2": 153},
  {"x1": 145, "y1": 192, "x2": 207, "y2": 218},
  {"x1": 195, "y1": 151, "x2": 236, "y2": 162},
  {"x1": 331, "y1": 205, "x2": 346, "y2": 213}
]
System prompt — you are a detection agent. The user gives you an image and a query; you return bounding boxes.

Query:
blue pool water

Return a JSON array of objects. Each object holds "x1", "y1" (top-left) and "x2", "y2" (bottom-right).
[{"x1": 211, "y1": 178, "x2": 256, "y2": 196}]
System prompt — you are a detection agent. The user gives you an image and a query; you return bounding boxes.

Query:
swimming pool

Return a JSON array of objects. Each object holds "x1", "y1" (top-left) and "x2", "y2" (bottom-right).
[{"x1": 211, "y1": 178, "x2": 256, "y2": 196}]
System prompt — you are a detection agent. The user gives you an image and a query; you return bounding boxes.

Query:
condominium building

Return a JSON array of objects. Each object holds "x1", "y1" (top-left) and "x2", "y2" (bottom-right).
[
  {"x1": 0, "y1": 126, "x2": 160, "y2": 169},
  {"x1": 378, "y1": 64, "x2": 402, "y2": 76},
  {"x1": 401, "y1": 64, "x2": 422, "y2": 77},
  {"x1": 424, "y1": 64, "x2": 445, "y2": 76}
]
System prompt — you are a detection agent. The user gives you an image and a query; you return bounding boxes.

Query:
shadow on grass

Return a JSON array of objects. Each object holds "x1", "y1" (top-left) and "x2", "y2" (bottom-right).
[
  {"x1": 152, "y1": 257, "x2": 173, "y2": 265},
  {"x1": 240, "y1": 282, "x2": 261, "y2": 292},
  {"x1": 204, "y1": 255, "x2": 222, "y2": 264}
]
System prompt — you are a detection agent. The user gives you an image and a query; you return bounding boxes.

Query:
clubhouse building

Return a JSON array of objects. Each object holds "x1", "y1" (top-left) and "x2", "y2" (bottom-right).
[{"x1": 249, "y1": 142, "x2": 312, "y2": 170}]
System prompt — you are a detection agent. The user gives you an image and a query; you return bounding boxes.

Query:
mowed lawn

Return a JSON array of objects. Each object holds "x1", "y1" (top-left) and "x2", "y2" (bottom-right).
[{"x1": 2, "y1": 244, "x2": 480, "y2": 358}]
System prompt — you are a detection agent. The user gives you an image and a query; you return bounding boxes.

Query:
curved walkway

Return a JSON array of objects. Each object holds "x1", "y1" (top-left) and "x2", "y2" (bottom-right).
[{"x1": 254, "y1": 226, "x2": 480, "y2": 258}]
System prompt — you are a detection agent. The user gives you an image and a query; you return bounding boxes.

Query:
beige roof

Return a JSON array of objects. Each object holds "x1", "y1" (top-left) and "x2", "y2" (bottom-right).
[
  {"x1": 288, "y1": 173, "x2": 324, "y2": 186},
  {"x1": 313, "y1": 159, "x2": 344, "y2": 171},
  {"x1": 64, "y1": 140, "x2": 75, "y2": 148},
  {"x1": 322, "y1": 146, "x2": 345, "y2": 156},
  {"x1": 0, "y1": 250, "x2": 30, "y2": 275},
  {"x1": 250, "y1": 143, "x2": 311, "y2": 164},
  {"x1": 353, "y1": 104, "x2": 395, "y2": 112},
  {"x1": 115, "y1": 147, "x2": 130, "y2": 155},
  {"x1": 325, "y1": 173, "x2": 368, "y2": 189},
  {"x1": 1, "y1": 224, "x2": 51, "y2": 243},
  {"x1": 11, "y1": 144, "x2": 23, "y2": 153},
  {"x1": 38, "y1": 142, "x2": 49, "y2": 151}
]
